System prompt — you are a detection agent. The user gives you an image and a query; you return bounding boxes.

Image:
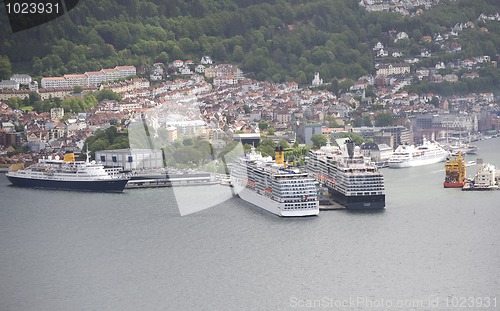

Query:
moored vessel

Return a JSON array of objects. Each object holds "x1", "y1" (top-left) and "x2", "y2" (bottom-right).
[
  {"x1": 307, "y1": 140, "x2": 385, "y2": 210},
  {"x1": 230, "y1": 147, "x2": 319, "y2": 217},
  {"x1": 443, "y1": 152, "x2": 466, "y2": 188},
  {"x1": 388, "y1": 138, "x2": 449, "y2": 168},
  {"x1": 6, "y1": 151, "x2": 129, "y2": 192}
]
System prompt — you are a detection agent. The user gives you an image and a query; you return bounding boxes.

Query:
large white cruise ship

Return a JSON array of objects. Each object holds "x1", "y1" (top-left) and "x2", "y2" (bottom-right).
[
  {"x1": 230, "y1": 147, "x2": 319, "y2": 217},
  {"x1": 6, "y1": 151, "x2": 129, "y2": 192},
  {"x1": 306, "y1": 140, "x2": 385, "y2": 210},
  {"x1": 388, "y1": 138, "x2": 449, "y2": 168}
]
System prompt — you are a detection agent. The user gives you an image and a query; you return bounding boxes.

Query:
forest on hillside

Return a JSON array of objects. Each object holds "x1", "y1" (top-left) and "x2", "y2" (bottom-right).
[{"x1": 0, "y1": 0, "x2": 499, "y2": 86}]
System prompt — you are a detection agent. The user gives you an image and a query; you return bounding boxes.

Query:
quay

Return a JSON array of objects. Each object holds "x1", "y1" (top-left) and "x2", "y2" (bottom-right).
[
  {"x1": 319, "y1": 200, "x2": 346, "y2": 210},
  {"x1": 125, "y1": 172, "x2": 218, "y2": 189}
]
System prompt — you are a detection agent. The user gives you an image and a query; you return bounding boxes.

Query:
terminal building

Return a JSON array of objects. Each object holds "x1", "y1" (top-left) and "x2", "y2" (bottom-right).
[{"x1": 95, "y1": 148, "x2": 163, "y2": 171}]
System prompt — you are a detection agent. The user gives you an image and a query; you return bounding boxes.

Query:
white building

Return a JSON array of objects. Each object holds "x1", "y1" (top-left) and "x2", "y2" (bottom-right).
[
  {"x1": 41, "y1": 77, "x2": 67, "y2": 88},
  {"x1": 102, "y1": 68, "x2": 121, "y2": 82},
  {"x1": 472, "y1": 163, "x2": 497, "y2": 188},
  {"x1": 165, "y1": 119, "x2": 207, "y2": 138},
  {"x1": 376, "y1": 63, "x2": 410, "y2": 76},
  {"x1": 29, "y1": 81, "x2": 38, "y2": 91},
  {"x1": 200, "y1": 56, "x2": 213, "y2": 65},
  {"x1": 63, "y1": 74, "x2": 88, "y2": 87},
  {"x1": 10, "y1": 74, "x2": 32, "y2": 85},
  {"x1": 0, "y1": 80, "x2": 20, "y2": 90},
  {"x1": 50, "y1": 107, "x2": 64, "y2": 120},
  {"x1": 195, "y1": 65, "x2": 206, "y2": 74},
  {"x1": 95, "y1": 149, "x2": 164, "y2": 171},
  {"x1": 115, "y1": 65, "x2": 137, "y2": 78},
  {"x1": 85, "y1": 71, "x2": 106, "y2": 86},
  {"x1": 213, "y1": 75, "x2": 239, "y2": 86},
  {"x1": 360, "y1": 142, "x2": 393, "y2": 162},
  {"x1": 312, "y1": 72, "x2": 323, "y2": 86}
]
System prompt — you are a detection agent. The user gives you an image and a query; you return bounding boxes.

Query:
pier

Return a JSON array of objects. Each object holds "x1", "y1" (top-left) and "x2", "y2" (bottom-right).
[
  {"x1": 319, "y1": 200, "x2": 346, "y2": 210},
  {"x1": 125, "y1": 172, "x2": 219, "y2": 189}
]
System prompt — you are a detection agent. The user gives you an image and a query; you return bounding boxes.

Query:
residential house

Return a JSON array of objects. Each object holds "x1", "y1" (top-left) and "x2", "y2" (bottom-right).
[
  {"x1": 114, "y1": 65, "x2": 137, "y2": 78},
  {"x1": 0, "y1": 80, "x2": 19, "y2": 90},
  {"x1": 172, "y1": 60, "x2": 184, "y2": 68},
  {"x1": 41, "y1": 77, "x2": 67, "y2": 89},
  {"x1": 376, "y1": 63, "x2": 410, "y2": 77},
  {"x1": 50, "y1": 107, "x2": 64, "y2": 120},
  {"x1": 200, "y1": 56, "x2": 213, "y2": 65},
  {"x1": 85, "y1": 71, "x2": 106, "y2": 86},
  {"x1": 63, "y1": 74, "x2": 88, "y2": 87},
  {"x1": 10, "y1": 74, "x2": 32, "y2": 85}
]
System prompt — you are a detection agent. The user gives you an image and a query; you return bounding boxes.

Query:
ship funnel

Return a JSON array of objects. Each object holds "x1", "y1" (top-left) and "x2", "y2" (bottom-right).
[
  {"x1": 346, "y1": 140, "x2": 355, "y2": 159},
  {"x1": 63, "y1": 151, "x2": 75, "y2": 162},
  {"x1": 275, "y1": 146, "x2": 285, "y2": 165}
]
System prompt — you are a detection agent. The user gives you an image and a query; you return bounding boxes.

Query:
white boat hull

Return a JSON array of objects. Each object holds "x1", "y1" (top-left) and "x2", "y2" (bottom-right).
[
  {"x1": 236, "y1": 187, "x2": 319, "y2": 217},
  {"x1": 388, "y1": 154, "x2": 448, "y2": 168}
]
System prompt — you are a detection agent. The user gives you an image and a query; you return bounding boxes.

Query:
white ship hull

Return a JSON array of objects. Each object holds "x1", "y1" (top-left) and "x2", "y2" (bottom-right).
[
  {"x1": 388, "y1": 139, "x2": 449, "y2": 168},
  {"x1": 236, "y1": 186, "x2": 319, "y2": 217},
  {"x1": 388, "y1": 154, "x2": 448, "y2": 168}
]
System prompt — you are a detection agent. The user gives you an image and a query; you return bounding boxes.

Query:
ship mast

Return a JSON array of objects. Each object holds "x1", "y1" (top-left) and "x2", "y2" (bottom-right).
[{"x1": 85, "y1": 145, "x2": 91, "y2": 163}]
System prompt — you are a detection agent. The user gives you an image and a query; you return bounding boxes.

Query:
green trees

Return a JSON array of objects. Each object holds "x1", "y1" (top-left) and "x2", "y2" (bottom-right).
[
  {"x1": 1, "y1": 0, "x2": 499, "y2": 90},
  {"x1": 311, "y1": 134, "x2": 327, "y2": 148},
  {"x1": 84, "y1": 126, "x2": 130, "y2": 158},
  {"x1": 95, "y1": 90, "x2": 123, "y2": 102},
  {"x1": 1, "y1": 0, "x2": 376, "y2": 84},
  {"x1": 0, "y1": 55, "x2": 12, "y2": 80},
  {"x1": 256, "y1": 137, "x2": 276, "y2": 157},
  {"x1": 338, "y1": 132, "x2": 364, "y2": 146},
  {"x1": 374, "y1": 113, "x2": 394, "y2": 127}
]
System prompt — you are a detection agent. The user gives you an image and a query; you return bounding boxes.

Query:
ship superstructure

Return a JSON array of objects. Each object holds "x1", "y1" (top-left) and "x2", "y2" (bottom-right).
[
  {"x1": 230, "y1": 147, "x2": 319, "y2": 217},
  {"x1": 6, "y1": 151, "x2": 129, "y2": 192},
  {"x1": 443, "y1": 152, "x2": 466, "y2": 188},
  {"x1": 307, "y1": 140, "x2": 385, "y2": 210}
]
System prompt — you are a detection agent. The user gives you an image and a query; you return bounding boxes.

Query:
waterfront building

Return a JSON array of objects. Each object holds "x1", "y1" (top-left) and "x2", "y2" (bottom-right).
[
  {"x1": 95, "y1": 148, "x2": 163, "y2": 171},
  {"x1": 360, "y1": 142, "x2": 393, "y2": 162}
]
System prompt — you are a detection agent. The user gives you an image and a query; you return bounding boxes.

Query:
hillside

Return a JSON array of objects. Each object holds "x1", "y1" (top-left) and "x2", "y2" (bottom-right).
[{"x1": 0, "y1": 0, "x2": 499, "y2": 85}]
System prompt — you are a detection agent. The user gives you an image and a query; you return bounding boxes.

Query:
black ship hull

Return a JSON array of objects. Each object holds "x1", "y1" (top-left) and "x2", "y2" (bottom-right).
[
  {"x1": 329, "y1": 188, "x2": 385, "y2": 210},
  {"x1": 6, "y1": 175, "x2": 129, "y2": 192}
]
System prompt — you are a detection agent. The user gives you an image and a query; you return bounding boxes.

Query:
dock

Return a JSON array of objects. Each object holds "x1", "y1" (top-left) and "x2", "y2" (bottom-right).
[
  {"x1": 319, "y1": 200, "x2": 346, "y2": 210},
  {"x1": 125, "y1": 172, "x2": 219, "y2": 189}
]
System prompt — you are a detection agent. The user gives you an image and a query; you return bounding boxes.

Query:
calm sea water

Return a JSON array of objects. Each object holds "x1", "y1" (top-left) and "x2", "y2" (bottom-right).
[{"x1": 1, "y1": 138, "x2": 499, "y2": 311}]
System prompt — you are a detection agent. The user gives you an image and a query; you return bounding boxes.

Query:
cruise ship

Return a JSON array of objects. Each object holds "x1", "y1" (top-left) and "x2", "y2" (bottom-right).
[
  {"x1": 306, "y1": 140, "x2": 385, "y2": 210},
  {"x1": 448, "y1": 142, "x2": 478, "y2": 155},
  {"x1": 230, "y1": 147, "x2": 319, "y2": 217},
  {"x1": 388, "y1": 139, "x2": 449, "y2": 168},
  {"x1": 6, "y1": 151, "x2": 129, "y2": 192}
]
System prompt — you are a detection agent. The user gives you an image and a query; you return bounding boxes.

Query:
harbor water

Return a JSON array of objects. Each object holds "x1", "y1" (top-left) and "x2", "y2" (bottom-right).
[{"x1": 1, "y1": 138, "x2": 499, "y2": 310}]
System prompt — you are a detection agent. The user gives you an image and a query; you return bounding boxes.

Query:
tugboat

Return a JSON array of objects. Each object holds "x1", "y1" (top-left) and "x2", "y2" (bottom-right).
[{"x1": 443, "y1": 152, "x2": 466, "y2": 188}]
